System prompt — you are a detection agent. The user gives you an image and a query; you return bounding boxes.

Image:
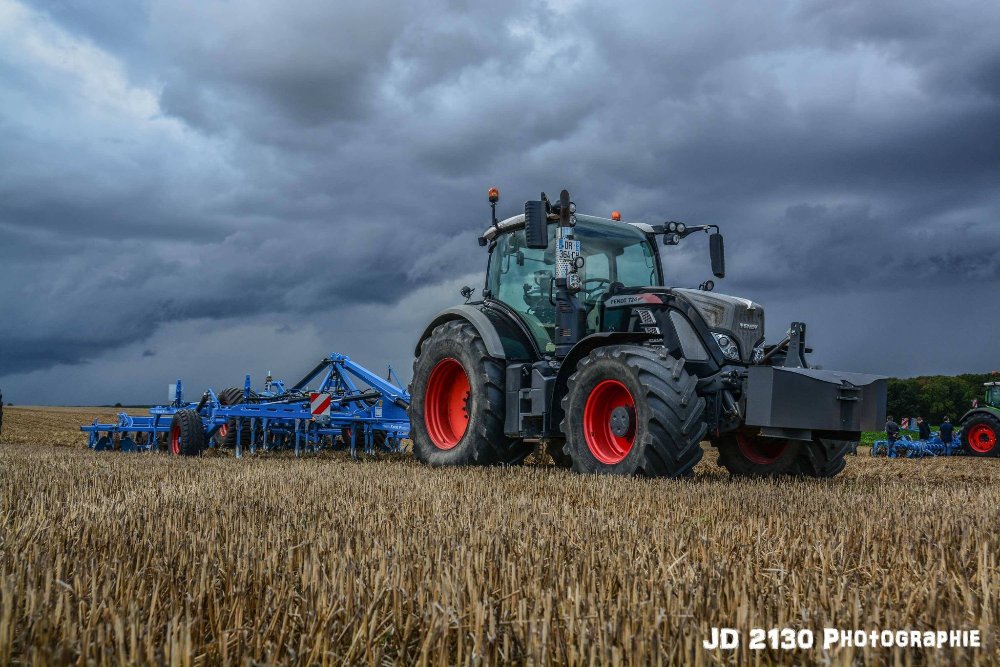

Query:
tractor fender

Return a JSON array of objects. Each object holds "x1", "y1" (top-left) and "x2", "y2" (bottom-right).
[
  {"x1": 549, "y1": 331, "x2": 657, "y2": 430},
  {"x1": 414, "y1": 306, "x2": 507, "y2": 359},
  {"x1": 957, "y1": 405, "x2": 1000, "y2": 429}
]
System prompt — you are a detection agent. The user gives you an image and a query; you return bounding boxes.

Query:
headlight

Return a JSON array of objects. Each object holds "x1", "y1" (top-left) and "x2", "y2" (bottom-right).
[
  {"x1": 751, "y1": 343, "x2": 764, "y2": 364},
  {"x1": 712, "y1": 332, "x2": 740, "y2": 360}
]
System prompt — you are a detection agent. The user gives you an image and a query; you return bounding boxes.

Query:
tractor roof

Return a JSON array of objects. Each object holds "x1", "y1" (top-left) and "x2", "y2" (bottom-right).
[{"x1": 480, "y1": 213, "x2": 654, "y2": 244}]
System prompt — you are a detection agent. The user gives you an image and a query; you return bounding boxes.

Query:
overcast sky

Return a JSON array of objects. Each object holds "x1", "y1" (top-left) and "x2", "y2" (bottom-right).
[{"x1": 1, "y1": 0, "x2": 998, "y2": 405}]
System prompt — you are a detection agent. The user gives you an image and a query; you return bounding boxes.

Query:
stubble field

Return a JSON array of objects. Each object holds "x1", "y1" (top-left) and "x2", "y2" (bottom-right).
[{"x1": 0, "y1": 406, "x2": 997, "y2": 665}]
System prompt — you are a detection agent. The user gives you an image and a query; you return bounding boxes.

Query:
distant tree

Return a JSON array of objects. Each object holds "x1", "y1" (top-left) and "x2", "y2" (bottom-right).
[
  {"x1": 887, "y1": 378, "x2": 920, "y2": 420},
  {"x1": 887, "y1": 372, "x2": 994, "y2": 424},
  {"x1": 114, "y1": 402, "x2": 123, "y2": 408}
]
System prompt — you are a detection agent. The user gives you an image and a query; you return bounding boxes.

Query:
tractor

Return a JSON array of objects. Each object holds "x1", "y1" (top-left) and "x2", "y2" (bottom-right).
[
  {"x1": 959, "y1": 382, "x2": 1000, "y2": 457},
  {"x1": 407, "y1": 188, "x2": 886, "y2": 478}
]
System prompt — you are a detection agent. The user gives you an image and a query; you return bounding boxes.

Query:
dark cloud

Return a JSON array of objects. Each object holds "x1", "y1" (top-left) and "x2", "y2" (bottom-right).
[{"x1": 1, "y1": 0, "x2": 998, "y2": 404}]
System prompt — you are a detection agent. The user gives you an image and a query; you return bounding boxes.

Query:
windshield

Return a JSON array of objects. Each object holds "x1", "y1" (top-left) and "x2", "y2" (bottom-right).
[
  {"x1": 486, "y1": 215, "x2": 659, "y2": 352},
  {"x1": 574, "y1": 216, "x2": 660, "y2": 293}
]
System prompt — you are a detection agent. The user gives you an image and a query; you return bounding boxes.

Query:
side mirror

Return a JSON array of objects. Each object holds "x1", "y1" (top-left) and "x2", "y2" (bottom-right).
[
  {"x1": 710, "y1": 232, "x2": 725, "y2": 278},
  {"x1": 524, "y1": 200, "x2": 548, "y2": 249}
]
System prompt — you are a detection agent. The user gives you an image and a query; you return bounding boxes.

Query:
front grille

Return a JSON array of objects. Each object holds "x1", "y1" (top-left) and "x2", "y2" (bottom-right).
[{"x1": 734, "y1": 308, "x2": 764, "y2": 362}]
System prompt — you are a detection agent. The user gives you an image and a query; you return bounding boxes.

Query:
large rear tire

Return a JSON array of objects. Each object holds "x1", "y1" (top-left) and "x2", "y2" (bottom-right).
[
  {"x1": 788, "y1": 436, "x2": 854, "y2": 477},
  {"x1": 561, "y1": 346, "x2": 705, "y2": 477},
  {"x1": 409, "y1": 320, "x2": 530, "y2": 466},
  {"x1": 716, "y1": 432, "x2": 801, "y2": 476},
  {"x1": 961, "y1": 413, "x2": 1000, "y2": 457},
  {"x1": 169, "y1": 409, "x2": 205, "y2": 456}
]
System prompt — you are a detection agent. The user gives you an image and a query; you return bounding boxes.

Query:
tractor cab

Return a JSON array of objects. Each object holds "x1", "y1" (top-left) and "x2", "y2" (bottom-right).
[
  {"x1": 984, "y1": 382, "x2": 1000, "y2": 408},
  {"x1": 484, "y1": 215, "x2": 660, "y2": 353}
]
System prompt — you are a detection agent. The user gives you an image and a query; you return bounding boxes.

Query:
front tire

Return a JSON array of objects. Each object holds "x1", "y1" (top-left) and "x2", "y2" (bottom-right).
[
  {"x1": 962, "y1": 413, "x2": 1000, "y2": 457},
  {"x1": 561, "y1": 346, "x2": 706, "y2": 477},
  {"x1": 409, "y1": 320, "x2": 530, "y2": 466},
  {"x1": 788, "y1": 437, "x2": 854, "y2": 477},
  {"x1": 716, "y1": 432, "x2": 801, "y2": 476}
]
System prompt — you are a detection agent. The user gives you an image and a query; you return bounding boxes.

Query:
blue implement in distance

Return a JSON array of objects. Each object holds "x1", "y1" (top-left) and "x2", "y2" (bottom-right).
[
  {"x1": 871, "y1": 433, "x2": 963, "y2": 458},
  {"x1": 81, "y1": 353, "x2": 411, "y2": 458}
]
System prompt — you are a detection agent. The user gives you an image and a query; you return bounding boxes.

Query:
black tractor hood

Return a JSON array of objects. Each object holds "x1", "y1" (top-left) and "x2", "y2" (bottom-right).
[{"x1": 672, "y1": 288, "x2": 764, "y2": 363}]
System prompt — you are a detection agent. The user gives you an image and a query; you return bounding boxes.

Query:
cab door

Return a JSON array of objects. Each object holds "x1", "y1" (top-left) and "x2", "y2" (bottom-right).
[{"x1": 486, "y1": 228, "x2": 556, "y2": 353}]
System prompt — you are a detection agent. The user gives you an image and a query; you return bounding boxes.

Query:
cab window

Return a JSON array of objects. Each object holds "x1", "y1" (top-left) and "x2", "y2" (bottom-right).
[
  {"x1": 486, "y1": 227, "x2": 557, "y2": 351},
  {"x1": 486, "y1": 217, "x2": 659, "y2": 352}
]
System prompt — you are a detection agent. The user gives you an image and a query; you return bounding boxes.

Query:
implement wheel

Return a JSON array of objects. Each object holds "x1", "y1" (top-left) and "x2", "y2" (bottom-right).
[
  {"x1": 169, "y1": 409, "x2": 205, "y2": 456},
  {"x1": 561, "y1": 346, "x2": 706, "y2": 477},
  {"x1": 717, "y1": 432, "x2": 801, "y2": 477},
  {"x1": 409, "y1": 320, "x2": 530, "y2": 466},
  {"x1": 340, "y1": 427, "x2": 386, "y2": 450},
  {"x1": 213, "y1": 387, "x2": 256, "y2": 449},
  {"x1": 962, "y1": 413, "x2": 1000, "y2": 457}
]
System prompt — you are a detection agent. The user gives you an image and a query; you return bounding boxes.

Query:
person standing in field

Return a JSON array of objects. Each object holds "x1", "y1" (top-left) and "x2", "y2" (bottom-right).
[
  {"x1": 917, "y1": 416, "x2": 931, "y2": 441},
  {"x1": 885, "y1": 415, "x2": 900, "y2": 453},
  {"x1": 939, "y1": 417, "x2": 953, "y2": 444}
]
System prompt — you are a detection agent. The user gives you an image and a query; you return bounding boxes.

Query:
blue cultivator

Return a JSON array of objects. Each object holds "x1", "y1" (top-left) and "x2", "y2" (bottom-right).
[
  {"x1": 82, "y1": 382, "x2": 194, "y2": 452},
  {"x1": 871, "y1": 433, "x2": 963, "y2": 458},
  {"x1": 81, "y1": 353, "x2": 410, "y2": 458}
]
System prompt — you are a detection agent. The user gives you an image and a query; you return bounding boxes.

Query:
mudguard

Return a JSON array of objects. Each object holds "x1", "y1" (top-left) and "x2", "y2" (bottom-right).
[
  {"x1": 414, "y1": 306, "x2": 506, "y2": 358},
  {"x1": 957, "y1": 405, "x2": 1000, "y2": 428}
]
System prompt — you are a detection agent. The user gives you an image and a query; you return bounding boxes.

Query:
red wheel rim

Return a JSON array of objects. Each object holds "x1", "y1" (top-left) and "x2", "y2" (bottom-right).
[
  {"x1": 736, "y1": 434, "x2": 788, "y2": 465},
  {"x1": 583, "y1": 380, "x2": 636, "y2": 464},
  {"x1": 169, "y1": 423, "x2": 181, "y2": 455},
  {"x1": 424, "y1": 358, "x2": 470, "y2": 450},
  {"x1": 968, "y1": 424, "x2": 997, "y2": 453}
]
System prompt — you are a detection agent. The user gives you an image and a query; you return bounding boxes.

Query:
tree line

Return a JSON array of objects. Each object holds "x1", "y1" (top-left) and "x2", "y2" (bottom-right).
[{"x1": 888, "y1": 372, "x2": 998, "y2": 424}]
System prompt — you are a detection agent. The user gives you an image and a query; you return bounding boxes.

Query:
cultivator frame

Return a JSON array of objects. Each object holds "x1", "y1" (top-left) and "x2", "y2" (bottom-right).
[{"x1": 81, "y1": 353, "x2": 410, "y2": 457}]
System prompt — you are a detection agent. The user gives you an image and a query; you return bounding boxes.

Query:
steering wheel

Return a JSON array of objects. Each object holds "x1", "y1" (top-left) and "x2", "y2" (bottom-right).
[{"x1": 581, "y1": 278, "x2": 611, "y2": 300}]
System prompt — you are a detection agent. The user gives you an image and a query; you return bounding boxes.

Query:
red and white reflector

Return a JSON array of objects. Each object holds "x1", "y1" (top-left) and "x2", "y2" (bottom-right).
[{"x1": 310, "y1": 392, "x2": 332, "y2": 418}]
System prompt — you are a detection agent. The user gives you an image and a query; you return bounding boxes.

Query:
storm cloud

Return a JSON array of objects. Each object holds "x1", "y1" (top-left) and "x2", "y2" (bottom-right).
[{"x1": 1, "y1": 0, "x2": 998, "y2": 405}]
